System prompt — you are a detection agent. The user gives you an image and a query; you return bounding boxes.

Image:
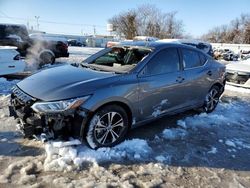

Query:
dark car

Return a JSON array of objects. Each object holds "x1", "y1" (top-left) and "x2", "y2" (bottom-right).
[
  {"x1": 0, "y1": 23, "x2": 69, "y2": 65},
  {"x1": 68, "y1": 39, "x2": 84, "y2": 47},
  {"x1": 9, "y1": 42, "x2": 226, "y2": 149}
]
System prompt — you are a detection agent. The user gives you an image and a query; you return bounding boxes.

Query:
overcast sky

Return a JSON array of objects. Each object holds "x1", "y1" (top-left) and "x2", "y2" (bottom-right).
[{"x1": 0, "y1": 0, "x2": 249, "y2": 37}]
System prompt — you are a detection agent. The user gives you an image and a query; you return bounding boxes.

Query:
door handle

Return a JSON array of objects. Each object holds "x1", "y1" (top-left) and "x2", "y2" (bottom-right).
[
  {"x1": 8, "y1": 66, "x2": 15, "y2": 68},
  {"x1": 207, "y1": 70, "x2": 212, "y2": 76},
  {"x1": 176, "y1": 76, "x2": 185, "y2": 83}
]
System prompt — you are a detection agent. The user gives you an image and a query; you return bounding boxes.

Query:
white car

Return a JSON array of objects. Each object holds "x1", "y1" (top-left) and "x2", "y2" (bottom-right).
[
  {"x1": 0, "y1": 46, "x2": 26, "y2": 76},
  {"x1": 226, "y1": 59, "x2": 250, "y2": 88}
]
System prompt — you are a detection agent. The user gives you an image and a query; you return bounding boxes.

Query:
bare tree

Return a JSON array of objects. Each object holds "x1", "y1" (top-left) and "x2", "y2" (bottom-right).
[
  {"x1": 109, "y1": 10, "x2": 138, "y2": 39},
  {"x1": 202, "y1": 14, "x2": 250, "y2": 44},
  {"x1": 108, "y1": 5, "x2": 185, "y2": 39}
]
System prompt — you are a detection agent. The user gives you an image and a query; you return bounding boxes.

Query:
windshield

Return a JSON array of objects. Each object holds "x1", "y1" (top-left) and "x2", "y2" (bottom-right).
[{"x1": 82, "y1": 46, "x2": 152, "y2": 73}]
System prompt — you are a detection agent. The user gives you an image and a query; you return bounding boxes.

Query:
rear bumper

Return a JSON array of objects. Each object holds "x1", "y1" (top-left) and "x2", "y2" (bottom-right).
[{"x1": 54, "y1": 52, "x2": 69, "y2": 58}]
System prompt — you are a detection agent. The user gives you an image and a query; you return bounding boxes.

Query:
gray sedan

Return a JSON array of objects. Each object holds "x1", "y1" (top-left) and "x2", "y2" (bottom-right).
[{"x1": 10, "y1": 42, "x2": 226, "y2": 149}]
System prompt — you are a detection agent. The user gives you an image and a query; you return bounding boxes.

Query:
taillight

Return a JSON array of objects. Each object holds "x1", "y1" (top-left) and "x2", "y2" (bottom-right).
[
  {"x1": 13, "y1": 54, "x2": 21, "y2": 60},
  {"x1": 61, "y1": 42, "x2": 68, "y2": 50}
]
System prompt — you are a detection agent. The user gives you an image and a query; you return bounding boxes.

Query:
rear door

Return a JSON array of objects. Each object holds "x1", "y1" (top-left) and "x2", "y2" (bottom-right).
[
  {"x1": 181, "y1": 48, "x2": 212, "y2": 105},
  {"x1": 137, "y1": 47, "x2": 187, "y2": 120}
]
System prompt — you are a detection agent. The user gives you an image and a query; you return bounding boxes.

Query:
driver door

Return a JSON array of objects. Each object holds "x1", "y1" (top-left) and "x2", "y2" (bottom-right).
[{"x1": 137, "y1": 47, "x2": 188, "y2": 121}]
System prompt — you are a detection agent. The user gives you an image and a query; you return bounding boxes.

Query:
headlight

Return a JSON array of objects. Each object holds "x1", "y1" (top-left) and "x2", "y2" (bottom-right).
[{"x1": 31, "y1": 96, "x2": 90, "y2": 113}]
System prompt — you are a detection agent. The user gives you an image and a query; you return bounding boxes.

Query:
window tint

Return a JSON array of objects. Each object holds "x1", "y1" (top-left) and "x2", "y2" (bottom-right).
[
  {"x1": 182, "y1": 49, "x2": 201, "y2": 69},
  {"x1": 199, "y1": 53, "x2": 208, "y2": 65},
  {"x1": 144, "y1": 48, "x2": 180, "y2": 75}
]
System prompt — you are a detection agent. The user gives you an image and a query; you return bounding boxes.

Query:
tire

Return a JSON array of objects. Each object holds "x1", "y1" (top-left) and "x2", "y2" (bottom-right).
[
  {"x1": 86, "y1": 105, "x2": 129, "y2": 149},
  {"x1": 203, "y1": 86, "x2": 221, "y2": 113},
  {"x1": 39, "y1": 52, "x2": 55, "y2": 67}
]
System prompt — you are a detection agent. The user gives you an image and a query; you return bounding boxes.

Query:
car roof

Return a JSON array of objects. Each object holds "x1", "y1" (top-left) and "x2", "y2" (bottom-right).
[{"x1": 118, "y1": 41, "x2": 201, "y2": 51}]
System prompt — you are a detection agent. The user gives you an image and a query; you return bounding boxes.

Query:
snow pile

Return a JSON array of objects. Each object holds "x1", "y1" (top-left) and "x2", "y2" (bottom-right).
[
  {"x1": 44, "y1": 138, "x2": 151, "y2": 171},
  {"x1": 162, "y1": 128, "x2": 188, "y2": 140}
]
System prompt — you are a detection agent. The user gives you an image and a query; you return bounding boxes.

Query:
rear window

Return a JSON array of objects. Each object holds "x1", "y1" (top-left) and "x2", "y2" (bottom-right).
[
  {"x1": 199, "y1": 53, "x2": 208, "y2": 65},
  {"x1": 182, "y1": 49, "x2": 201, "y2": 69}
]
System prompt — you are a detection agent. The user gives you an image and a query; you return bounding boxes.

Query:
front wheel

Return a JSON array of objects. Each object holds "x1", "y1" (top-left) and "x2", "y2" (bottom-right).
[
  {"x1": 203, "y1": 86, "x2": 221, "y2": 113},
  {"x1": 85, "y1": 105, "x2": 129, "y2": 149}
]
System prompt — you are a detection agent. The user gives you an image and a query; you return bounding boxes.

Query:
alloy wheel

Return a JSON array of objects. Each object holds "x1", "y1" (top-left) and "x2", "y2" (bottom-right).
[
  {"x1": 94, "y1": 111, "x2": 125, "y2": 145},
  {"x1": 205, "y1": 88, "x2": 219, "y2": 112}
]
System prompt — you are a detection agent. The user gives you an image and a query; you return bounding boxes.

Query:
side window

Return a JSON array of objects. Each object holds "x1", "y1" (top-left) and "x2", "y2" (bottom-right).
[
  {"x1": 182, "y1": 49, "x2": 201, "y2": 69},
  {"x1": 199, "y1": 53, "x2": 208, "y2": 65},
  {"x1": 144, "y1": 48, "x2": 180, "y2": 76}
]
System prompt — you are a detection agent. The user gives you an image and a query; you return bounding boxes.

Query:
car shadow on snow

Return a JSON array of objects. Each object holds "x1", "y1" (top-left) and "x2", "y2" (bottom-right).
[
  {"x1": 105, "y1": 95, "x2": 250, "y2": 171},
  {"x1": 0, "y1": 131, "x2": 43, "y2": 157}
]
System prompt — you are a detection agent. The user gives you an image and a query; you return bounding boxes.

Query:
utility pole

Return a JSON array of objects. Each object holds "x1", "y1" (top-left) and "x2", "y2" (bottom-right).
[
  {"x1": 34, "y1": 16, "x2": 40, "y2": 30},
  {"x1": 93, "y1": 25, "x2": 96, "y2": 36}
]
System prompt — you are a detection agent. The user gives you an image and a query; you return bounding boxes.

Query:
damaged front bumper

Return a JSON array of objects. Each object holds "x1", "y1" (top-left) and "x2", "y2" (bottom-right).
[{"x1": 9, "y1": 86, "x2": 90, "y2": 140}]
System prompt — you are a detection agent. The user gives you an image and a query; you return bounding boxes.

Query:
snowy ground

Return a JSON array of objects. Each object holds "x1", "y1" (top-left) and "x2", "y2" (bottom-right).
[{"x1": 0, "y1": 47, "x2": 250, "y2": 187}]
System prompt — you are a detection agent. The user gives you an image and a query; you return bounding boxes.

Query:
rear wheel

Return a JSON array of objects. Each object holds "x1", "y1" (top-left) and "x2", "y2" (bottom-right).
[
  {"x1": 203, "y1": 86, "x2": 220, "y2": 113},
  {"x1": 86, "y1": 105, "x2": 129, "y2": 149}
]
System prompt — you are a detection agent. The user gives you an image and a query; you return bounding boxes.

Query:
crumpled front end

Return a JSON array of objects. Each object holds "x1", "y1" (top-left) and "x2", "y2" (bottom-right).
[{"x1": 9, "y1": 86, "x2": 89, "y2": 140}]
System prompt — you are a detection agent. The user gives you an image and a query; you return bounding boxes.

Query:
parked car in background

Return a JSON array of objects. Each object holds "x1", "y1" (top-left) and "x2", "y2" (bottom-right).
[
  {"x1": 222, "y1": 50, "x2": 239, "y2": 61},
  {"x1": 213, "y1": 48, "x2": 239, "y2": 61},
  {"x1": 29, "y1": 33, "x2": 69, "y2": 65},
  {"x1": 9, "y1": 42, "x2": 225, "y2": 149},
  {"x1": 67, "y1": 39, "x2": 85, "y2": 47},
  {"x1": 226, "y1": 59, "x2": 250, "y2": 88},
  {"x1": 240, "y1": 50, "x2": 250, "y2": 60},
  {"x1": 0, "y1": 46, "x2": 25, "y2": 76},
  {"x1": 0, "y1": 23, "x2": 69, "y2": 66}
]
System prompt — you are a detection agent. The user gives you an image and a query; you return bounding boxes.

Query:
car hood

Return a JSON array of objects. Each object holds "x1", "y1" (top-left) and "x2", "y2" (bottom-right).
[
  {"x1": 17, "y1": 64, "x2": 116, "y2": 101},
  {"x1": 226, "y1": 61, "x2": 250, "y2": 73}
]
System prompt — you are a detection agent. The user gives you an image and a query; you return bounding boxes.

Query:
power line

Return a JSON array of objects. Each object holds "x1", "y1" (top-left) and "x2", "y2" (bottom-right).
[{"x1": 0, "y1": 13, "x2": 106, "y2": 28}]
